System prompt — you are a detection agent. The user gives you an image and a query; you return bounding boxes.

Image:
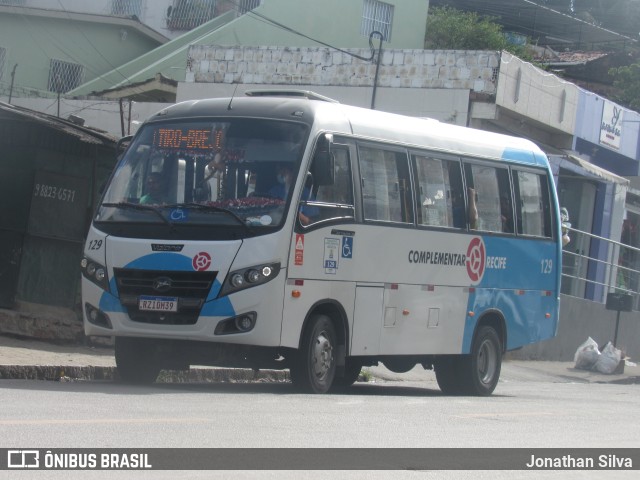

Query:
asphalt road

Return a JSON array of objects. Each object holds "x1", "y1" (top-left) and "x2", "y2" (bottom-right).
[{"x1": 1, "y1": 368, "x2": 639, "y2": 480}]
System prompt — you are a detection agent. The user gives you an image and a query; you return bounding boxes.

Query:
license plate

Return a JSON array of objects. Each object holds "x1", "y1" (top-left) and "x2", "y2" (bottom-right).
[{"x1": 138, "y1": 296, "x2": 178, "y2": 312}]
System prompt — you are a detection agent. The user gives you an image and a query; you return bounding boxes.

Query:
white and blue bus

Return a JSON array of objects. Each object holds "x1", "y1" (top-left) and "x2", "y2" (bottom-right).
[{"x1": 81, "y1": 91, "x2": 561, "y2": 395}]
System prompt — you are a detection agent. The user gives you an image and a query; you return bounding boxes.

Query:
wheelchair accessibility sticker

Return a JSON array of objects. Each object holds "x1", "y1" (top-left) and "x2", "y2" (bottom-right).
[
  {"x1": 324, "y1": 238, "x2": 340, "y2": 274},
  {"x1": 342, "y1": 236, "x2": 353, "y2": 259}
]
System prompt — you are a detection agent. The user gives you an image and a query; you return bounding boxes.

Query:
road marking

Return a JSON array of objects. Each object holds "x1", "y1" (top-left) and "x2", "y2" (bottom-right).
[
  {"x1": 0, "y1": 418, "x2": 212, "y2": 426},
  {"x1": 451, "y1": 412, "x2": 555, "y2": 419}
]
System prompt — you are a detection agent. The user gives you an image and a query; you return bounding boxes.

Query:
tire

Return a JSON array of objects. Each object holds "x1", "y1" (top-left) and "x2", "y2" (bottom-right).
[
  {"x1": 331, "y1": 358, "x2": 362, "y2": 389},
  {"x1": 115, "y1": 337, "x2": 161, "y2": 384},
  {"x1": 382, "y1": 357, "x2": 416, "y2": 374},
  {"x1": 465, "y1": 325, "x2": 502, "y2": 396},
  {"x1": 434, "y1": 356, "x2": 465, "y2": 395},
  {"x1": 435, "y1": 325, "x2": 502, "y2": 396},
  {"x1": 290, "y1": 314, "x2": 337, "y2": 394}
]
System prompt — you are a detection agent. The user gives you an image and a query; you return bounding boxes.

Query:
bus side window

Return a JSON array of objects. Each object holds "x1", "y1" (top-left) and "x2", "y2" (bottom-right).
[
  {"x1": 359, "y1": 145, "x2": 413, "y2": 224},
  {"x1": 513, "y1": 170, "x2": 552, "y2": 237},
  {"x1": 315, "y1": 148, "x2": 353, "y2": 205},
  {"x1": 301, "y1": 146, "x2": 354, "y2": 226},
  {"x1": 464, "y1": 163, "x2": 512, "y2": 234},
  {"x1": 413, "y1": 154, "x2": 464, "y2": 229}
]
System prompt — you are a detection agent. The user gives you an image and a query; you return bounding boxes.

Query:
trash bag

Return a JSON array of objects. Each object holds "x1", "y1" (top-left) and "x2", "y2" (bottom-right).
[
  {"x1": 574, "y1": 337, "x2": 600, "y2": 370},
  {"x1": 594, "y1": 342, "x2": 622, "y2": 374}
]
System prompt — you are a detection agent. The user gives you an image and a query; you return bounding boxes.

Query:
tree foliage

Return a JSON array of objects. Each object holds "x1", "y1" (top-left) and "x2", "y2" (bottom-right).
[
  {"x1": 425, "y1": 7, "x2": 507, "y2": 50},
  {"x1": 424, "y1": 7, "x2": 532, "y2": 60},
  {"x1": 609, "y1": 63, "x2": 640, "y2": 110}
]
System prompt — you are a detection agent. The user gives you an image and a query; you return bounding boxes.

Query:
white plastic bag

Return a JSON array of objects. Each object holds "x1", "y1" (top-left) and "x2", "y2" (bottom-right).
[
  {"x1": 574, "y1": 337, "x2": 600, "y2": 370},
  {"x1": 594, "y1": 342, "x2": 622, "y2": 374}
]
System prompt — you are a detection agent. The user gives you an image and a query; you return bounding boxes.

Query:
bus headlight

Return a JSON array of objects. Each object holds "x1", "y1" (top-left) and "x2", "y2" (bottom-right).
[
  {"x1": 219, "y1": 262, "x2": 280, "y2": 297},
  {"x1": 81, "y1": 256, "x2": 110, "y2": 291}
]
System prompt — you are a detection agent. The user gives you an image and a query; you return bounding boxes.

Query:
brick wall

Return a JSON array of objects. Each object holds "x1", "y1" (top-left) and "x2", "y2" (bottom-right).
[{"x1": 186, "y1": 46, "x2": 500, "y2": 94}]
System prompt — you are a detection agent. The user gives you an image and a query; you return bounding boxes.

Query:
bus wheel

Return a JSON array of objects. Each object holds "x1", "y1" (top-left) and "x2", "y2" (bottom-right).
[
  {"x1": 382, "y1": 357, "x2": 416, "y2": 373},
  {"x1": 115, "y1": 337, "x2": 161, "y2": 384},
  {"x1": 291, "y1": 314, "x2": 337, "y2": 394},
  {"x1": 465, "y1": 325, "x2": 502, "y2": 396},
  {"x1": 331, "y1": 358, "x2": 362, "y2": 389},
  {"x1": 434, "y1": 356, "x2": 465, "y2": 395},
  {"x1": 435, "y1": 326, "x2": 502, "y2": 396}
]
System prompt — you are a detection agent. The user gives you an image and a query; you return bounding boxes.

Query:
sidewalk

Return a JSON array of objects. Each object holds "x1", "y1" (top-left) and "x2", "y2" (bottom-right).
[{"x1": 0, "y1": 334, "x2": 638, "y2": 385}]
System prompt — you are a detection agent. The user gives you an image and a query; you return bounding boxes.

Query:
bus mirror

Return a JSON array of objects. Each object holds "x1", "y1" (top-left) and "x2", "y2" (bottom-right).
[{"x1": 311, "y1": 134, "x2": 335, "y2": 185}]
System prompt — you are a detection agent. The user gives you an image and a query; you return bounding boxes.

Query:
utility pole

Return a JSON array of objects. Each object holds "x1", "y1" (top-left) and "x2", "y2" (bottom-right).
[
  {"x1": 8, "y1": 64, "x2": 17, "y2": 104},
  {"x1": 369, "y1": 32, "x2": 384, "y2": 110}
]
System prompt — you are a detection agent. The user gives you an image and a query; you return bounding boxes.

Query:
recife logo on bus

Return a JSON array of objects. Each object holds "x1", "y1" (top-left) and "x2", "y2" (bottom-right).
[
  {"x1": 192, "y1": 252, "x2": 212, "y2": 271},
  {"x1": 466, "y1": 237, "x2": 486, "y2": 283}
]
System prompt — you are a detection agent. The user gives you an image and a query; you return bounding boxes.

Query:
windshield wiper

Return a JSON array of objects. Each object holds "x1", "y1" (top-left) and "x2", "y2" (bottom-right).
[
  {"x1": 101, "y1": 202, "x2": 171, "y2": 226},
  {"x1": 164, "y1": 203, "x2": 252, "y2": 231}
]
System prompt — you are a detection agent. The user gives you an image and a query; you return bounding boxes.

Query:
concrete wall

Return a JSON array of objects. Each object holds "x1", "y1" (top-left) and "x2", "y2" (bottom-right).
[
  {"x1": 179, "y1": 46, "x2": 501, "y2": 124},
  {"x1": 187, "y1": 46, "x2": 499, "y2": 92},
  {"x1": 496, "y1": 52, "x2": 578, "y2": 136},
  {"x1": 509, "y1": 294, "x2": 640, "y2": 362}
]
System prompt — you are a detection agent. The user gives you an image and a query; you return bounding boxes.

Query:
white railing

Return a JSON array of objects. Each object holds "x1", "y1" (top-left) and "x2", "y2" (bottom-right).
[{"x1": 561, "y1": 226, "x2": 640, "y2": 308}]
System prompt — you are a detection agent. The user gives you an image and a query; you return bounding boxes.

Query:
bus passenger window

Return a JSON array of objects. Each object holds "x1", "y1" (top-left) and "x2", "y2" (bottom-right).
[
  {"x1": 513, "y1": 170, "x2": 552, "y2": 237},
  {"x1": 464, "y1": 163, "x2": 512, "y2": 234},
  {"x1": 359, "y1": 146, "x2": 413, "y2": 224},
  {"x1": 413, "y1": 155, "x2": 464, "y2": 229}
]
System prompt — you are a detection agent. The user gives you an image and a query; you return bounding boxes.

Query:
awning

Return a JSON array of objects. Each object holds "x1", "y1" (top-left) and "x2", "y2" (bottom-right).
[{"x1": 550, "y1": 152, "x2": 629, "y2": 185}]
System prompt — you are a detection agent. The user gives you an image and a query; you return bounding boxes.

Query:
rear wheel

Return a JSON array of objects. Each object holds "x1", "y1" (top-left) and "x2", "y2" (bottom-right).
[
  {"x1": 290, "y1": 314, "x2": 337, "y2": 394},
  {"x1": 434, "y1": 356, "x2": 465, "y2": 395},
  {"x1": 435, "y1": 325, "x2": 502, "y2": 396},
  {"x1": 115, "y1": 337, "x2": 161, "y2": 384},
  {"x1": 466, "y1": 326, "x2": 502, "y2": 396}
]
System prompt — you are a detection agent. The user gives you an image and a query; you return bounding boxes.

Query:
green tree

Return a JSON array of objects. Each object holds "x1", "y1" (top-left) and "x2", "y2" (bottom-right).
[
  {"x1": 609, "y1": 63, "x2": 640, "y2": 110},
  {"x1": 424, "y1": 7, "x2": 531, "y2": 60}
]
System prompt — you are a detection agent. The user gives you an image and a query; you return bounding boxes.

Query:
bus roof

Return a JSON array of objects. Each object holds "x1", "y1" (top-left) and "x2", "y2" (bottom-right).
[{"x1": 148, "y1": 95, "x2": 548, "y2": 168}]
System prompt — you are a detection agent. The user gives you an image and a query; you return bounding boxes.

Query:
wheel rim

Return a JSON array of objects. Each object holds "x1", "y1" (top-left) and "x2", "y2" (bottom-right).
[
  {"x1": 312, "y1": 331, "x2": 333, "y2": 381},
  {"x1": 477, "y1": 338, "x2": 498, "y2": 385}
]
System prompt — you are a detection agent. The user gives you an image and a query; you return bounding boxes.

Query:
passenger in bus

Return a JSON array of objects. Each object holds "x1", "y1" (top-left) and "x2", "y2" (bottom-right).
[{"x1": 140, "y1": 172, "x2": 165, "y2": 205}]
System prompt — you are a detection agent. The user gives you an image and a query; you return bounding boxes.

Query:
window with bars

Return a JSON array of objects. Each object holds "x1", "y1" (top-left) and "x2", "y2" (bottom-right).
[
  {"x1": 111, "y1": 0, "x2": 144, "y2": 17},
  {"x1": 361, "y1": 0, "x2": 393, "y2": 42},
  {"x1": 166, "y1": 0, "x2": 216, "y2": 31},
  {"x1": 0, "y1": 47, "x2": 6, "y2": 81},
  {"x1": 48, "y1": 59, "x2": 84, "y2": 94}
]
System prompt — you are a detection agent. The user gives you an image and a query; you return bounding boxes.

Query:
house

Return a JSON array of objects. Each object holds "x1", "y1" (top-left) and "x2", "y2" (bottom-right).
[
  {"x1": 23, "y1": 0, "x2": 260, "y2": 40},
  {"x1": 0, "y1": 5, "x2": 167, "y2": 99}
]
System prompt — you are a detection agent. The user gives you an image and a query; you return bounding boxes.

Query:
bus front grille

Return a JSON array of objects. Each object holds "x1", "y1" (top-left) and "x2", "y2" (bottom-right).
[{"x1": 113, "y1": 268, "x2": 218, "y2": 325}]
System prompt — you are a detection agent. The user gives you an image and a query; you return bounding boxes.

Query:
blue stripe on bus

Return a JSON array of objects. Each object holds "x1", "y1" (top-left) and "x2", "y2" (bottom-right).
[
  {"x1": 461, "y1": 236, "x2": 559, "y2": 353},
  {"x1": 501, "y1": 147, "x2": 537, "y2": 165}
]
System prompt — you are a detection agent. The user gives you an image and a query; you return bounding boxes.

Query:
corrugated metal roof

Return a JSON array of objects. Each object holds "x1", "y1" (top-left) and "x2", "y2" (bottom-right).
[{"x1": 0, "y1": 101, "x2": 117, "y2": 146}]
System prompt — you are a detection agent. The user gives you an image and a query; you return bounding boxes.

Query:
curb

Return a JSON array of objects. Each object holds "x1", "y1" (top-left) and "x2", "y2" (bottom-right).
[{"x1": 0, "y1": 365, "x2": 290, "y2": 383}]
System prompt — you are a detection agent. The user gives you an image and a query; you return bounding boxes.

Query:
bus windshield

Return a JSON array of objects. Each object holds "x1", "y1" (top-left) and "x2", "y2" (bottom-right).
[{"x1": 96, "y1": 119, "x2": 307, "y2": 229}]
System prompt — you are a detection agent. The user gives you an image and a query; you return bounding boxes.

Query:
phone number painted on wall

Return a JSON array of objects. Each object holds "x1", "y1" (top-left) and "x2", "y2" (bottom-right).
[{"x1": 33, "y1": 184, "x2": 77, "y2": 203}]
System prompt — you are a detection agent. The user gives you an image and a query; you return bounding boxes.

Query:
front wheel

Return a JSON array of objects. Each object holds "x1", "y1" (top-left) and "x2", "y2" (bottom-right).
[
  {"x1": 331, "y1": 358, "x2": 362, "y2": 389},
  {"x1": 290, "y1": 314, "x2": 337, "y2": 394},
  {"x1": 115, "y1": 337, "x2": 161, "y2": 384}
]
